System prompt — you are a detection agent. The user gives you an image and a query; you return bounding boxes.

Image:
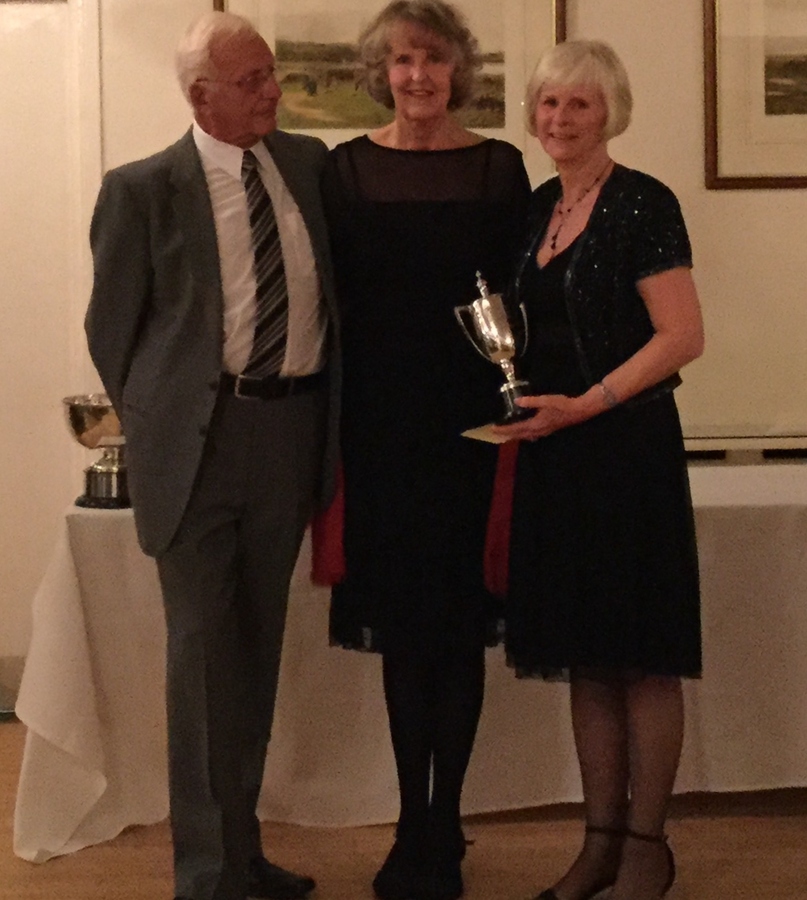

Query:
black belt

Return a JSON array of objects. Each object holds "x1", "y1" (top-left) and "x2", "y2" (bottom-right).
[{"x1": 219, "y1": 370, "x2": 326, "y2": 400}]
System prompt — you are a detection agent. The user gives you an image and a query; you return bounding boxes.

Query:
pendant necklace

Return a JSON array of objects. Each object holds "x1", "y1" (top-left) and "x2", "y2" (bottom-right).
[{"x1": 547, "y1": 159, "x2": 613, "y2": 257}]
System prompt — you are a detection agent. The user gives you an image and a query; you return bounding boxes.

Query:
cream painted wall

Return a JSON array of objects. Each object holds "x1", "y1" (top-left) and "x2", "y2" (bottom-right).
[
  {"x1": 1, "y1": 0, "x2": 806, "y2": 660},
  {"x1": 100, "y1": 0, "x2": 206, "y2": 169},
  {"x1": 0, "y1": 2, "x2": 83, "y2": 660}
]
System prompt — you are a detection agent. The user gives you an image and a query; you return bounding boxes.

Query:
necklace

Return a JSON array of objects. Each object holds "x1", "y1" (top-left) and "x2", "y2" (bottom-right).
[{"x1": 547, "y1": 160, "x2": 613, "y2": 257}]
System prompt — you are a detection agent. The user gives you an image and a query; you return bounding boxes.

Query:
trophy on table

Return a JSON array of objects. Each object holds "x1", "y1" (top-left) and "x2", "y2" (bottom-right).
[
  {"x1": 454, "y1": 272, "x2": 532, "y2": 424},
  {"x1": 63, "y1": 393, "x2": 130, "y2": 508}
]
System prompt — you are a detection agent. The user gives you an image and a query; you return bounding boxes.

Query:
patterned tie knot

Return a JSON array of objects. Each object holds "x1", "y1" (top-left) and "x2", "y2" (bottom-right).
[{"x1": 241, "y1": 150, "x2": 259, "y2": 180}]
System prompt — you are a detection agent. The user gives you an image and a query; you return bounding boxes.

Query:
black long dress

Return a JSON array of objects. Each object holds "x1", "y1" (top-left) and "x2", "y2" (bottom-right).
[
  {"x1": 321, "y1": 136, "x2": 530, "y2": 653},
  {"x1": 505, "y1": 236, "x2": 702, "y2": 681}
]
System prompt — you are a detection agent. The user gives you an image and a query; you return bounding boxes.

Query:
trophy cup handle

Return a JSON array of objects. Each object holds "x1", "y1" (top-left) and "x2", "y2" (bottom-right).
[
  {"x1": 453, "y1": 305, "x2": 493, "y2": 361},
  {"x1": 517, "y1": 302, "x2": 529, "y2": 354}
]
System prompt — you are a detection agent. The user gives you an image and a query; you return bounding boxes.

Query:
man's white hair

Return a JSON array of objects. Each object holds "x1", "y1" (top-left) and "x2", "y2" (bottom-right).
[{"x1": 175, "y1": 10, "x2": 259, "y2": 103}]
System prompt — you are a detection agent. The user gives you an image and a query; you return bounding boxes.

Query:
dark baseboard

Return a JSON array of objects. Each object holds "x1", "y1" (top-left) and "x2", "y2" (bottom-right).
[
  {"x1": 0, "y1": 689, "x2": 16, "y2": 722},
  {"x1": 0, "y1": 656, "x2": 23, "y2": 722}
]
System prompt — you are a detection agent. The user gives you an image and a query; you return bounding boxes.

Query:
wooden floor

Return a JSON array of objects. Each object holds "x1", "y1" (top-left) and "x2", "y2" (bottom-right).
[{"x1": 1, "y1": 719, "x2": 805, "y2": 899}]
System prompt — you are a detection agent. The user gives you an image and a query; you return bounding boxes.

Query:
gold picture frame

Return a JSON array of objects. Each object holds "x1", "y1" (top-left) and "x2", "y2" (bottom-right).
[
  {"x1": 555, "y1": 0, "x2": 567, "y2": 42},
  {"x1": 215, "y1": 0, "x2": 565, "y2": 33}
]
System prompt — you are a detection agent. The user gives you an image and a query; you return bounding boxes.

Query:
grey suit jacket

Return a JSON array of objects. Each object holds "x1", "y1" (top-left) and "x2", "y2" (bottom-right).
[{"x1": 85, "y1": 128, "x2": 340, "y2": 557}]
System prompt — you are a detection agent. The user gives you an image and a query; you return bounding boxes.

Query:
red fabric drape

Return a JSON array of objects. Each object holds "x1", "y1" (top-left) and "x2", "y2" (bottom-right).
[
  {"x1": 482, "y1": 439, "x2": 519, "y2": 598},
  {"x1": 310, "y1": 465, "x2": 346, "y2": 585}
]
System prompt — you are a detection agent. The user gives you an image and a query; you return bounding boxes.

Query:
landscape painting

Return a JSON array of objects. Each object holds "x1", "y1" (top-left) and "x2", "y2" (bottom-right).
[{"x1": 764, "y1": 0, "x2": 807, "y2": 114}]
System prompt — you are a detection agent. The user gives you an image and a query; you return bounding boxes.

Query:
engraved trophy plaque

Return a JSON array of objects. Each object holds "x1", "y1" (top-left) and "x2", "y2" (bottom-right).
[
  {"x1": 63, "y1": 393, "x2": 130, "y2": 508},
  {"x1": 454, "y1": 272, "x2": 531, "y2": 424}
]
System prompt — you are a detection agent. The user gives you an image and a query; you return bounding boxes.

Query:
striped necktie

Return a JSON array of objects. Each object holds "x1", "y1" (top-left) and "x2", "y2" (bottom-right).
[{"x1": 241, "y1": 150, "x2": 289, "y2": 378}]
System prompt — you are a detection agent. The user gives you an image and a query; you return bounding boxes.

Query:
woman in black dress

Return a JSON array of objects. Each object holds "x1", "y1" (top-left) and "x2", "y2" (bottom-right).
[
  {"x1": 493, "y1": 41, "x2": 704, "y2": 900},
  {"x1": 320, "y1": 2, "x2": 530, "y2": 899}
]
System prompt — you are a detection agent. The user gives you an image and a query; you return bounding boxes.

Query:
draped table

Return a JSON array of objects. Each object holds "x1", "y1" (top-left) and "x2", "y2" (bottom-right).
[{"x1": 13, "y1": 465, "x2": 807, "y2": 862}]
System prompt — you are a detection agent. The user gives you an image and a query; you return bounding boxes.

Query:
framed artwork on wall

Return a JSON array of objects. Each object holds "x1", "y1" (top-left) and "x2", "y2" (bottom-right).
[{"x1": 704, "y1": 0, "x2": 807, "y2": 189}]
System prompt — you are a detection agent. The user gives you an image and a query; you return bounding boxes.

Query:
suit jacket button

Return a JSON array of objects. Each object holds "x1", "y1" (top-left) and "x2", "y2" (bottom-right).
[{"x1": 199, "y1": 425, "x2": 208, "y2": 437}]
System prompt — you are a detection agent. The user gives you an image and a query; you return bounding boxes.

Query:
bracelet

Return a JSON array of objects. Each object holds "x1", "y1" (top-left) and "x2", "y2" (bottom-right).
[{"x1": 598, "y1": 380, "x2": 619, "y2": 409}]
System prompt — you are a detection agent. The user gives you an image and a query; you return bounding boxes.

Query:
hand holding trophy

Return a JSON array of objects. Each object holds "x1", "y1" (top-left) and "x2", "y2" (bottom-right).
[
  {"x1": 454, "y1": 272, "x2": 532, "y2": 425},
  {"x1": 63, "y1": 393, "x2": 130, "y2": 508}
]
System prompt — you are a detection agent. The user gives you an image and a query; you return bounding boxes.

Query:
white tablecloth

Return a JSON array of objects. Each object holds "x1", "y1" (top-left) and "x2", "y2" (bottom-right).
[{"x1": 13, "y1": 465, "x2": 807, "y2": 862}]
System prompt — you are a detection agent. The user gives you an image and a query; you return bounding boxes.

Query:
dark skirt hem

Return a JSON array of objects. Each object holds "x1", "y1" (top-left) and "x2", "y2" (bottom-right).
[
  {"x1": 330, "y1": 617, "x2": 506, "y2": 655},
  {"x1": 505, "y1": 653, "x2": 702, "y2": 683}
]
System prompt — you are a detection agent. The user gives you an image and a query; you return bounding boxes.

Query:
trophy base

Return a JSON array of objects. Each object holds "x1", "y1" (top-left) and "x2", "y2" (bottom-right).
[
  {"x1": 498, "y1": 380, "x2": 533, "y2": 425},
  {"x1": 77, "y1": 468, "x2": 131, "y2": 509},
  {"x1": 496, "y1": 405, "x2": 534, "y2": 425},
  {"x1": 75, "y1": 495, "x2": 131, "y2": 510}
]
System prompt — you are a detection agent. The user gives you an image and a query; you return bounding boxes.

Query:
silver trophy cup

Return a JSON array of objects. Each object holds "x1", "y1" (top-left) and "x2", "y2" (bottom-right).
[
  {"x1": 63, "y1": 393, "x2": 130, "y2": 508},
  {"x1": 454, "y1": 272, "x2": 531, "y2": 424}
]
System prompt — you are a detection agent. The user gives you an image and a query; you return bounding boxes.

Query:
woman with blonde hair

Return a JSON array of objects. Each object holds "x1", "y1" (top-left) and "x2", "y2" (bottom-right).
[{"x1": 495, "y1": 40, "x2": 703, "y2": 900}]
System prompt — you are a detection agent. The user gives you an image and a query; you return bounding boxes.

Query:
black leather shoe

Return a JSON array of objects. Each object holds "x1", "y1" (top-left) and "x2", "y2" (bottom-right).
[
  {"x1": 533, "y1": 888, "x2": 611, "y2": 900},
  {"x1": 438, "y1": 828, "x2": 469, "y2": 862},
  {"x1": 425, "y1": 853, "x2": 463, "y2": 900},
  {"x1": 424, "y1": 826, "x2": 467, "y2": 899},
  {"x1": 373, "y1": 836, "x2": 428, "y2": 900},
  {"x1": 247, "y1": 857, "x2": 316, "y2": 899}
]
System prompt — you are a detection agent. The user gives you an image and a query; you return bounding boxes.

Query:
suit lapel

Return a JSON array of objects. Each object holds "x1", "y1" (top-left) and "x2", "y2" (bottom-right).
[
  {"x1": 266, "y1": 133, "x2": 308, "y2": 213},
  {"x1": 265, "y1": 133, "x2": 326, "y2": 257},
  {"x1": 169, "y1": 131, "x2": 224, "y2": 345},
  {"x1": 265, "y1": 132, "x2": 334, "y2": 308}
]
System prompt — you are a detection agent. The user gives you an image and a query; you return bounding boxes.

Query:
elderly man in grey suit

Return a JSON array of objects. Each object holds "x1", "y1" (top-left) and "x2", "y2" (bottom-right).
[{"x1": 85, "y1": 12, "x2": 339, "y2": 900}]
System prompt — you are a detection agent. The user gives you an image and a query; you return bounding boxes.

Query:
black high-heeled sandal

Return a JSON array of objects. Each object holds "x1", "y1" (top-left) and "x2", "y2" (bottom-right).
[
  {"x1": 532, "y1": 824, "x2": 624, "y2": 900},
  {"x1": 623, "y1": 829, "x2": 676, "y2": 898}
]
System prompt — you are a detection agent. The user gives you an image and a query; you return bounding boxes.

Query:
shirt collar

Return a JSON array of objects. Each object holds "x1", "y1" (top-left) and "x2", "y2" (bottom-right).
[{"x1": 192, "y1": 122, "x2": 273, "y2": 179}]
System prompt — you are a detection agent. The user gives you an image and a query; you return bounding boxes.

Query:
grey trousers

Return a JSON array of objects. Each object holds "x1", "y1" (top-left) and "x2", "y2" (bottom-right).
[{"x1": 156, "y1": 387, "x2": 326, "y2": 900}]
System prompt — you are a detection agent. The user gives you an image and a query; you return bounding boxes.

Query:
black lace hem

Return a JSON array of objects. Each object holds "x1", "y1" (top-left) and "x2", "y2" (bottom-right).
[
  {"x1": 330, "y1": 617, "x2": 506, "y2": 655},
  {"x1": 505, "y1": 654, "x2": 703, "y2": 683}
]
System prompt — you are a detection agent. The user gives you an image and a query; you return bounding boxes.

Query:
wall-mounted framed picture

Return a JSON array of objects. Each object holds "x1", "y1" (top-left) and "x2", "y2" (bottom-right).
[{"x1": 704, "y1": 0, "x2": 807, "y2": 189}]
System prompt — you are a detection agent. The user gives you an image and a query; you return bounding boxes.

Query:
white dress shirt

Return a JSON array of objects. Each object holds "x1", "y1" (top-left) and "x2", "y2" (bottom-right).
[{"x1": 193, "y1": 122, "x2": 326, "y2": 377}]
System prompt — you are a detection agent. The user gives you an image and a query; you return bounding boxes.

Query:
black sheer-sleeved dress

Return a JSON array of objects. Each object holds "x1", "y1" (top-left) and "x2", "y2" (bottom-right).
[
  {"x1": 505, "y1": 166, "x2": 702, "y2": 681},
  {"x1": 322, "y1": 136, "x2": 530, "y2": 652}
]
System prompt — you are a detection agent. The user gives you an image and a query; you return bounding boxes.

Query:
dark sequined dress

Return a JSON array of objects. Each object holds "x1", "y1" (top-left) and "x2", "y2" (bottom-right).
[
  {"x1": 505, "y1": 174, "x2": 702, "y2": 681},
  {"x1": 322, "y1": 136, "x2": 530, "y2": 652}
]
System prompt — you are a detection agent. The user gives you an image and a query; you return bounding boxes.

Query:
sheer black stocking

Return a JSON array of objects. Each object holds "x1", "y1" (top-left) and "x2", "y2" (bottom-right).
[
  {"x1": 381, "y1": 619, "x2": 486, "y2": 845},
  {"x1": 549, "y1": 674, "x2": 683, "y2": 900},
  {"x1": 382, "y1": 644, "x2": 433, "y2": 839},
  {"x1": 429, "y1": 637, "x2": 485, "y2": 841}
]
